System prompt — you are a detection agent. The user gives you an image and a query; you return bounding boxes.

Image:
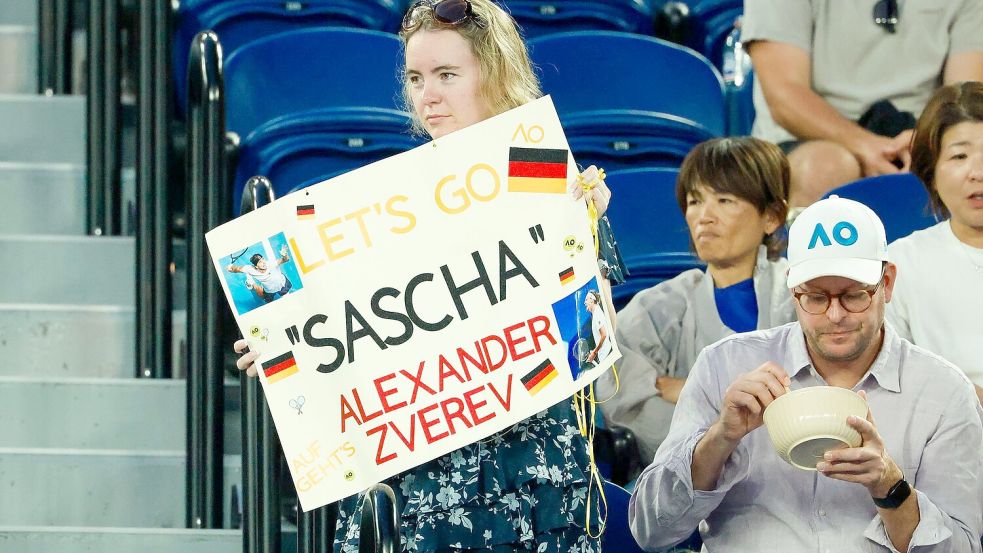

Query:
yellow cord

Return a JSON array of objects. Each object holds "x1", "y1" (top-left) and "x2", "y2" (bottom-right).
[{"x1": 573, "y1": 166, "x2": 628, "y2": 539}]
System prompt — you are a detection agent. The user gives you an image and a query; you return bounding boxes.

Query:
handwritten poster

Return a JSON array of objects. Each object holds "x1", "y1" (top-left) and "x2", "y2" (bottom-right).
[{"x1": 206, "y1": 97, "x2": 621, "y2": 510}]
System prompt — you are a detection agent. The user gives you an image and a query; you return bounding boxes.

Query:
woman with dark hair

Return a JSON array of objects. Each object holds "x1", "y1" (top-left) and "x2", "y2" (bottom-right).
[
  {"x1": 234, "y1": 1, "x2": 620, "y2": 551},
  {"x1": 598, "y1": 137, "x2": 797, "y2": 463},
  {"x1": 887, "y1": 81, "x2": 983, "y2": 404}
]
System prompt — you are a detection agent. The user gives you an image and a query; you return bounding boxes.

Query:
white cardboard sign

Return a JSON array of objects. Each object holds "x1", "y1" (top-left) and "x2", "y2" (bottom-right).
[{"x1": 206, "y1": 97, "x2": 620, "y2": 511}]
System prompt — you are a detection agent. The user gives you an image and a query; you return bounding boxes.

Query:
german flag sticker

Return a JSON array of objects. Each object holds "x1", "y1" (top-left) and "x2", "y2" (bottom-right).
[
  {"x1": 263, "y1": 351, "x2": 299, "y2": 384},
  {"x1": 559, "y1": 267, "x2": 575, "y2": 285},
  {"x1": 521, "y1": 358, "x2": 559, "y2": 396},
  {"x1": 507, "y1": 147, "x2": 568, "y2": 194},
  {"x1": 296, "y1": 204, "x2": 315, "y2": 220}
]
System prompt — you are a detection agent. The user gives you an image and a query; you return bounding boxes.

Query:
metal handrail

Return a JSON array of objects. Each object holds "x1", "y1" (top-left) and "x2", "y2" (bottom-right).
[
  {"x1": 135, "y1": 0, "x2": 173, "y2": 379},
  {"x1": 86, "y1": 0, "x2": 121, "y2": 236},
  {"x1": 358, "y1": 483, "x2": 399, "y2": 553},
  {"x1": 239, "y1": 176, "x2": 282, "y2": 553},
  {"x1": 37, "y1": 0, "x2": 72, "y2": 95},
  {"x1": 186, "y1": 29, "x2": 227, "y2": 529},
  {"x1": 299, "y1": 501, "x2": 338, "y2": 553}
]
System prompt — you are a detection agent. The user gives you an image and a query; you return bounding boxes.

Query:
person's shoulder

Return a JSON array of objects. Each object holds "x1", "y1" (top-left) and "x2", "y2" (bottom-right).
[
  {"x1": 621, "y1": 269, "x2": 706, "y2": 311},
  {"x1": 895, "y1": 334, "x2": 976, "y2": 394},
  {"x1": 758, "y1": 256, "x2": 790, "y2": 283},
  {"x1": 703, "y1": 321, "x2": 797, "y2": 357},
  {"x1": 889, "y1": 221, "x2": 948, "y2": 257}
]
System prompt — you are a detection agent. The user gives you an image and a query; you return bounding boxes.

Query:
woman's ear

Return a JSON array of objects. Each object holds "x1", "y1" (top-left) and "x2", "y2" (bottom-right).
[{"x1": 763, "y1": 202, "x2": 785, "y2": 235}]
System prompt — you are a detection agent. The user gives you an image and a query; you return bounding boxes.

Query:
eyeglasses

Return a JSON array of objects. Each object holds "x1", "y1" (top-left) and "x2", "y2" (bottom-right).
[
  {"x1": 873, "y1": 0, "x2": 898, "y2": 33},
  {"x1": 402, "y1": 0, "x2": 484, "y2": 32},
  {"x1": 793, "y1": 278, "x2": 884, "y2": 315}
]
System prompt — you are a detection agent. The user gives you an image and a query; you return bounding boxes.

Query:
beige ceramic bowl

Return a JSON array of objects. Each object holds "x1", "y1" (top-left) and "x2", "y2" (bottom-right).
[{"x1": 763, "y1": 386, "x2": 867, "y2": 470}]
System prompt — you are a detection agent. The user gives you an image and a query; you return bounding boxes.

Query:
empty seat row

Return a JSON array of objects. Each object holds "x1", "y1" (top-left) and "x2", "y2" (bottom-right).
[{"x1": 219, "y1": 27, "x2": 728, "y2": 202}]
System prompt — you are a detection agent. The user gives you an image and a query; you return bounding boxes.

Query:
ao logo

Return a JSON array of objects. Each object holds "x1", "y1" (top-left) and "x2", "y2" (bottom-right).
[{"x1": 808, "y1": 221, "x2": 858, "y2": 249}]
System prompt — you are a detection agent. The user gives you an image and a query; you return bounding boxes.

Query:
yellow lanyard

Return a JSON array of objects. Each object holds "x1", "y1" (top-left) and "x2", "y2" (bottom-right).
[{"x1": 571, "y1": 167, "x2": 625, "y2": 539}]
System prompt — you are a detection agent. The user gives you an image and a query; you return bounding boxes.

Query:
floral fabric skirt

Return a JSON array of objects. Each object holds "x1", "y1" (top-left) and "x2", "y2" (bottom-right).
[{"x1": 334, "y1": 399, "x2": 600, "y2": 553}]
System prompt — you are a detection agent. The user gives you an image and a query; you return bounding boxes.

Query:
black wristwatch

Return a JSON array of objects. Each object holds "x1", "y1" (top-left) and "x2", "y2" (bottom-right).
[{"x1": 872, "y1": 475, "x2": 911, "y2": 509}]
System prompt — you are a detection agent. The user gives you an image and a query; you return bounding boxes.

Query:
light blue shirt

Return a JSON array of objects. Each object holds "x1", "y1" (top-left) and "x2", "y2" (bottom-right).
[{"x1": 629, "y1": 322, "x2": 983, "y2": 553}]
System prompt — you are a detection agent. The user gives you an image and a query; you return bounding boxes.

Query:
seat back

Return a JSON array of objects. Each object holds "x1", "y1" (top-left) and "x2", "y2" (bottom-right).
[
  {"x1": 174, "y1": 0, "x2": 406, "y2": 113},
  {"x1": 726, "y1": 69, "x2": 755, "y2": 136},
  {"x1": 223, "y1": 28, "x2": 418, "y2": 203},
  {"x1": 600, "y1": 480, "x2": 646, "y2": 553},
  {"x1": 530, "y1": 31, "x2": 725, "y2": 135},
  {"x1": 605, "y1": 168, "x2": 693, "y2": 261},
  {"x1": 501, "y1": 0, "x2": 656, "y2": 38},
  {"x1": 224, "y1": 28, "x2": 406, "y2": 139},
  {"x1": 686, "y1": 0, "x2": 743, "y2": 67},
  {"x1": 822, "y1": 173, "x2": 938, "y2": 243}
]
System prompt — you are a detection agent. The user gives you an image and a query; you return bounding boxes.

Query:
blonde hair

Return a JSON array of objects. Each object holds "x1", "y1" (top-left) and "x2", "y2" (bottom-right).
[{"x1": 399, "y1": 0, "x2": 541, "y2": 135}]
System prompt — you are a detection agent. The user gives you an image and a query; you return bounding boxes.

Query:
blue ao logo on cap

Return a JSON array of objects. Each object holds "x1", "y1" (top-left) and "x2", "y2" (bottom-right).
[{"x1": 786, "y1": 195, "x2": 889, "y2": 288}]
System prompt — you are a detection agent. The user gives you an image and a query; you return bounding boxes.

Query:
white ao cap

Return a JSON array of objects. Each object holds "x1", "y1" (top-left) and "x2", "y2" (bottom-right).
[{"x1": 786, "y1": 195, "x2": 889, "y2": 288}]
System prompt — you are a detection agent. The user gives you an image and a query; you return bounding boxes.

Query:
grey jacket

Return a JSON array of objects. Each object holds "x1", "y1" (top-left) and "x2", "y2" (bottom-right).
[{"x1": 597, "y1": 247, "x2": 795, "y2": 462}]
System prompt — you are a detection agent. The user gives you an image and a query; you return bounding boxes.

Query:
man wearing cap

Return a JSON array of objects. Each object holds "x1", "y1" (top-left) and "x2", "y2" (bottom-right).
[{"x1": 629, "y1": 196, "x2": 983, "y2": 552}]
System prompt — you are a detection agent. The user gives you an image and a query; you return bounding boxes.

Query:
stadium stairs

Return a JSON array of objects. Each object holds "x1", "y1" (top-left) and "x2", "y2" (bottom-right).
[{"x1": 0, "y1": 0, "x2": 275, "y2": 550}]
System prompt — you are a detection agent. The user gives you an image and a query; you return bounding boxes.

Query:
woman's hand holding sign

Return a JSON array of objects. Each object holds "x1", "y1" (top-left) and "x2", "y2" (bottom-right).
[
  {"x1": 568, "y1": 165, "x2": 611, "y2": 216},
  {"x1": 234, "y1": 339, "x2": 260, "y2": 377}
]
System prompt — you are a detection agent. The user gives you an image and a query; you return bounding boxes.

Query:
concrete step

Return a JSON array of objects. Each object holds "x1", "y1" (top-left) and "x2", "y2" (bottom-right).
[
  {"x1": 0, "y1": 26, "x2": 38, "y2": 94},
  {"x1": 0, "y1": 448, "x2": 242, "y2": 528},
  {"x1": 0, "y1": 376, "x2": 242, "y2": 453},
  {"x1": 0, "y1": 0, "x2": 36, "y2": 26},
  {"x1": 0, "y1": 304, "x2": 187, "y2": 378},
  {"x1": 0, "y1": 95, "x2": 85, "y2": 164},
  {"x1": 0, "y1": 527, "x2": 242, "y2": 553},
  {"x1": 0, "y1": 163, "x2": 85, "y2": 234},
  {"x1": 0, "y1": 235, "x2": 186, "y2": 307}
]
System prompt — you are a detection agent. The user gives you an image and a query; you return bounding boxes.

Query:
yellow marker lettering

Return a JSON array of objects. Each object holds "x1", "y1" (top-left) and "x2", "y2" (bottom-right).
[
  {"x1": 345, "y1": 206, "x2": 374, "y2": 248},
  {"x1": 511, "y1": 123, "x2": 544, "y2": 143},
  {"x1": 290, "y1": 237, "x2": 325, "y2": 274},
  {"x1": 318, "y1": 218, "x2": 354, "y2": 261},
  {"x1": 435, "y1": 174, "x2": 470, "y2": 214},
  {"x1": 466, "y1": 163, "x2": 500, "y2": 202},
  {"x1": 386, "y1": 195, "x2": 416, "y2": 234}
]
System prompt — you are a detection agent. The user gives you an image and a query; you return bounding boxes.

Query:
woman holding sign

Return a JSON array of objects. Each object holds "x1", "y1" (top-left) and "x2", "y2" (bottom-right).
[{"x1": 236, "y1": 1, "x2": 618, "y2": 551}]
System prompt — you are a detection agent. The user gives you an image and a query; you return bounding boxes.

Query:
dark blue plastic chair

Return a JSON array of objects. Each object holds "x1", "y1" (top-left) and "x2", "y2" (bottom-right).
[
  {"x1": 600, "y1": 480, "x2": 646, "y2": 553},
  {"x1": 822, "y1": 173, "x2": 938, "y2": 244},
  {"x1": 605, "y1": 168, "x2": 702, "y2": 263},
  {"x1": 530, "y1": 32, "x2": 724, "y2": 169},
  {"x1": 606, "y1": 168, "x2": 704, "y2": 308},
  {"x1": 685, "y1": 0, "x2": 742, "y2": 68},
  {"x1": 725, "y1": 69, "x2": 755, "y2": 136},
  {"x1": 173, "y1": 0, "x2": 406, "y2": 114},
  {"x1": 223, "y1": 28, "x2": 422, "y2": 204},
  {"x1": 501, "y1": 0, "x2": 656, "y2": 38}
]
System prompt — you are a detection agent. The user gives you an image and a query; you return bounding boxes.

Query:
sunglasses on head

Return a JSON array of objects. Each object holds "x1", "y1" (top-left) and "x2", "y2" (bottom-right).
[
  {"x1": 402, "y1": 0, "x2": 485, "y2": 32},
  {"x1": 873, "y1": 0, "x2": 898, "y2": 33}
]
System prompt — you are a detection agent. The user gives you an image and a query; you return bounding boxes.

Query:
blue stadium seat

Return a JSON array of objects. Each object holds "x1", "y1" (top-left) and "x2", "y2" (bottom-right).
[
  {"x1": 606, "y1": 168, "x2": 703, "y2": 308},
  {"x1": 501, "y1": 0, "x2": 656, "y2": 38},
  {"x1": 600, "y1": 480, "x2": 646, "y2": 553},
  {"x1": 173, "y1": 0, "x2": 406, "y2": 114},
  {"x1": 684, "y1": 0, "x2": 742, "y2": 68},
  {"x1": 529, "y1": 32, "x2": 724, "y2": 170},
  {"x1": 605, "y1": 168, "x2": 701, "y2": 263},
  {"x1": 223, "y1": 28, "x2": 422, "y2": 205},
  {"x1": 726, "y1": 69, "x2": 755, "y2": 136},
  {"x1": 822, "y1": 173, "x2": 938, "y2": 244}
]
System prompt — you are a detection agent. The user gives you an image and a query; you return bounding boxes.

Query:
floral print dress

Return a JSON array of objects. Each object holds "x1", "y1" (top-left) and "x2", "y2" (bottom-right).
[{"x1": 333, "y1": 399, "x2": 600, "y2": 553}]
